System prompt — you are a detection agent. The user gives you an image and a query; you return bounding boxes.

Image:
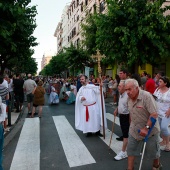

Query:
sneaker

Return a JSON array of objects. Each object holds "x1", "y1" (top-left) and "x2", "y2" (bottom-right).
[
  {"x1": 116, "y1": 136, "x2": 123, "y2": 141},
  {"x1": 4, "y1": 128, "x2": 10, "y2": 132},
  {"x1": 152, "y1": 163, "x2": 162, "y2": 170},
  {"x1": 160, "y1": 145, "x2": 166, "y2": 151},
  {"x1": 114, "y1": 151, "x2": 127, "y2": 160}
]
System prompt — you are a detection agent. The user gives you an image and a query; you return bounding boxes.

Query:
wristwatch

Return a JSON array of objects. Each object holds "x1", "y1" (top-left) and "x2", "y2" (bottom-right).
[{"x1": 145, "y1": 125, "x2": 150, "y2": 129}]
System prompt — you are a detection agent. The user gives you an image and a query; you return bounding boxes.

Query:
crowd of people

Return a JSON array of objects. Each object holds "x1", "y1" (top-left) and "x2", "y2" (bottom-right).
[
  {"x1": 73, "y1": 70, "x2": 169, "y2": 170},
  {"x1": 0, "y1": 69, "x2": 169, "y2": 170}
]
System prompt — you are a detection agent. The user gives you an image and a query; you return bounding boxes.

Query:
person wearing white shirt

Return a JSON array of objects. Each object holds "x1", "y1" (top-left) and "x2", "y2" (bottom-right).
[{"x1": 114, "y1": 80, "x2": 129, "y2": 160}]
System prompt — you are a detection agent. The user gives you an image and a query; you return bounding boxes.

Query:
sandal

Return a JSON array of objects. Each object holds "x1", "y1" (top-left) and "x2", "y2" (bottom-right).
[
  {"x1": 30, "y1": 115, "x2": 34, "y2": 118},
  {"x1": 152, "y1": 163, "x2": 162, "y2": 170},
  {"x1": 164, "y1": 145, "x2": 170, "y2": 152}
]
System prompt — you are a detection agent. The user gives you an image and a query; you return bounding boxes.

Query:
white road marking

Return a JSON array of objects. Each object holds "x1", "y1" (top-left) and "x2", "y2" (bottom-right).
[
  {"x1": 10, "y1": 118, "x2": 40, "y2": 170},
  {"x1": 53, "y1": 116, "x2": 96, "y2": 168},
  {"x1": 100, "y1": 129, "x2": 123, "y2": 154},
  {"x1": 99, "y1": 113, "x2": 122, "y2": 154},
  {"x1": 106, "y1": 112, "x2": 120, "y2": 126}
]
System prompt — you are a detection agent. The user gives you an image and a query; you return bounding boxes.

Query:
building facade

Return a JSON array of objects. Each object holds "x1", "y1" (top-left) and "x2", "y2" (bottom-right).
[
  {"x1": 54, "y1": 0, "x2": 170, "y2": 78},
  {"x1": 41, "y1": 51, "x2": 53, "y2": 70},
  {"x1": 54, "y1": 0, "x2": 106, "y2": 53}
]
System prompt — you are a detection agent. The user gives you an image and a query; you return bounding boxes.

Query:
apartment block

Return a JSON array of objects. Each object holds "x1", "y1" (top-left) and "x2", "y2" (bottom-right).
[
  {"x1": 54, "y1": 0, "x2": 106, "y2": 53},
  {"x1": 41, "y1": 52, "x2": 53, "y2": 70}
]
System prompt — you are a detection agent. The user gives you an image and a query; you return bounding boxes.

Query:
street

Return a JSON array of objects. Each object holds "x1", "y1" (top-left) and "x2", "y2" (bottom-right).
[{"x1": 2, "y1": 94, "x2": 170, "y2": 170}]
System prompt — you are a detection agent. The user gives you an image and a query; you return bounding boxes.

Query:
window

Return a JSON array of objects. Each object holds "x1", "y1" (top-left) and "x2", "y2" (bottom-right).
[
  {"x1": 77, "y1": 15, "x2": 79, "y2": 21},
  {"x1": 77, "y1": 0, "x2": 79, "y2": 7},
  {"x1": 93, "y1": 4, "x2": 96, "y2": 13},
  {"x1": 73, "y1": 1, "x2": 75, "y2": 8},
  {"x1": 100, "y1": 1, "x2": 105, "y2": 13},
  {"x1": 81, "y1": 3, "x2": 83, "y2": 12},
  {"x1": 72, "y1": 27, "x2": 76, "y2": 37},
  {"x1": 74, "y1": 14, "x2": 76, "y2": 22},
  {"x1": 85, "y1": 0, "x2": 88, "y2": 6},
  {"x1": 77, "y1": 38, "x2": 80, "y2": 46}
]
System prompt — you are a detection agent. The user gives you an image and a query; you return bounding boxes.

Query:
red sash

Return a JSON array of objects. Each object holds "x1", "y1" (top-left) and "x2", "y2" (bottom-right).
[{"x1": 83, "y1": 102, "x2": 96, "y2": 122}]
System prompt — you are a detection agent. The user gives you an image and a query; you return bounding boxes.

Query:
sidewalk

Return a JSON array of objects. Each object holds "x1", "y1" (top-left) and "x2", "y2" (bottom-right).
[{"x1": 4, "y1": 108, "x2": 24, "y2": 135}]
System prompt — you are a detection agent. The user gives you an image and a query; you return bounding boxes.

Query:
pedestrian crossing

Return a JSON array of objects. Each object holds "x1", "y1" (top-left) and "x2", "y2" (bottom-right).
[
  {"x1": 10, "y1": 118, "x2": 40, "y2": 170},
  {"x1": 53, "y1": 116, "x2": 96, "y2": 167},
  {"x1": 8, "y1": 112, "x2": 122, "y2": 169}
]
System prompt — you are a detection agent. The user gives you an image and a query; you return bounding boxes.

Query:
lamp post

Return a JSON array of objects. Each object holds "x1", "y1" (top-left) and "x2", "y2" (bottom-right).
[{"x1": 91, "y1": 49, "x2": 106, "y2": 139}]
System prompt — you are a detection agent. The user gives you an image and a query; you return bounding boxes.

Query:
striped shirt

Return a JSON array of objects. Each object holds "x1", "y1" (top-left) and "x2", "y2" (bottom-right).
[{"x1": 0, "y1": 85, "x2": 8, "y2": 104}]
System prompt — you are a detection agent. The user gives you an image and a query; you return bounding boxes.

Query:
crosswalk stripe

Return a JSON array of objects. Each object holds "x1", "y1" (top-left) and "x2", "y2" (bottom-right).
[
  {"x1": 106, "y1": 113, "x2": 120, "y2": 126},
  {"x1": 97, "y1": 113, "x2": 122, "y2": 154},
  {"x1": 53, "y1": 115, "x2": 96, "y2": 168},
  {"x1": 10, "y1": 118, "x2": 40, "y2": 170},
  {"x1": 100, "y1": 129, "x2": 123, "y2": 154}
]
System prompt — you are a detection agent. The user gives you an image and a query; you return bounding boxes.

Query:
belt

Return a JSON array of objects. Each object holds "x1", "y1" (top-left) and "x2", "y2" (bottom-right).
[{"x1": 83, "y1": 102, "x2": 96, "y2": 122}]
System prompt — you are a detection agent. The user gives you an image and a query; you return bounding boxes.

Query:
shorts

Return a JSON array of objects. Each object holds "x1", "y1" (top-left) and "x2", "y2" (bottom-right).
[
  {"x1": 127, "y1": 133, "x2": 160, "y2": 159},
  {"x1": 26, "y1": 93, "x2": 34, "y2": 103},
  {"x1": 15, "y1": 94, "x2": 24, "y2": 103},
  {"x1": 119, "y1": 114, "x2": 130, "y2": 138},
  {"x1": 158, "y1": 116, "x2": 170, "y2": 136}
]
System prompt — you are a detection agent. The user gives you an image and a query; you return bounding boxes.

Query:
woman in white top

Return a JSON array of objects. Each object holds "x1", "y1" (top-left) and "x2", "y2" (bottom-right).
[
  {"x1": 48, "y1": 84, "x2": 59, "y2": 104},
  {"x1": 153, "y1": 76, "x2": 170, "y2": 151}
]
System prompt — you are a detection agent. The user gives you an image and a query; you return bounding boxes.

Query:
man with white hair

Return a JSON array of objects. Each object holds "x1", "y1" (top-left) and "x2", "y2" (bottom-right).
[
  {"x1": 23, "y1": 74, "x2": 37, "y2": 115},
  {"x1": 125, "y1": 79, "x2": 161, "y2": 170}
]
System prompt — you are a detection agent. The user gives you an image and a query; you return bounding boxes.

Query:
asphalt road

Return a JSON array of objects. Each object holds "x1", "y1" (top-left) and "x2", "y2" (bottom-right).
[{"x1": 2, "y1": 94, "x2": 170, "y2": 170}]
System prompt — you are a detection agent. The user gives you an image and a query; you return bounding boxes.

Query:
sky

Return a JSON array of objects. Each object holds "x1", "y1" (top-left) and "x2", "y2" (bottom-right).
[{"x1": 30, "y1": 0, "x2": 71, "y2": 73}]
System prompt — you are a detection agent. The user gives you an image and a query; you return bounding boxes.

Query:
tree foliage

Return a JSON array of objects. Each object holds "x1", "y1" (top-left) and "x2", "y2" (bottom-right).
[
  {"x1": 40, "y1": 45, "x2": 91, "y2": 76},
  {"x1": 0, "y1": 0, "x2": 38, "y2": 74},
  {"x1": 81, "y1": 14, "x2": 97, "y2": 55},
  {"x1": 64, "y1": 44, "x2": 91, "y2": 73},
  {"x1": 81, "y1": 0, "x2": 170, "y2": 70}
]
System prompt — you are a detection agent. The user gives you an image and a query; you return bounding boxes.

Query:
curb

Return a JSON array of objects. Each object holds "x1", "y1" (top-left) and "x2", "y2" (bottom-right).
[{"x1": 4, "y1": 104, "x2": 28, "y2": 148}]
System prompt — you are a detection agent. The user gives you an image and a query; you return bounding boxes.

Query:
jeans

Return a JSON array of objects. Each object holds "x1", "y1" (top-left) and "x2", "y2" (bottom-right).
[
  {"x1": 0, "y1": 124, "x2": 4, "y2": 170},
  {"x1": 158, "y1": 116, "x2": 170, "y2": 136}
]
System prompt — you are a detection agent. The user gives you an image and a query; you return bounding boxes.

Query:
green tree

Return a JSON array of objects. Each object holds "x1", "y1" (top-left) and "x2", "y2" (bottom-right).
[
  {"x1": 0, "y1": 0, "x2": 38, "y2": 73},
  {"x1": 64, "y1": 44, "x2": 91, "y2": 74},
  {"x1": 81, "y1": 14, "x2": 97, "y2": 55},
  {"x1": 49, "y1": 52, "x2": 67, "y2": 75},
  {"x1": 82, "y1": 0, "x2": 170, "y2": 72}
]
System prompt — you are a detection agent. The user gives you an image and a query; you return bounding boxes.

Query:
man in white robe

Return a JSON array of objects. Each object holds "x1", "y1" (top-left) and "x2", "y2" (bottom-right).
[{"x1": 75, "y1": 75, "x2": 107, "y2": 136}]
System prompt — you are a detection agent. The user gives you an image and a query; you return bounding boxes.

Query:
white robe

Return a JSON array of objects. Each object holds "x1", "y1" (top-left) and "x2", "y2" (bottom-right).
[
  {"x1": 75, "y1": 84, "x2": 107, "y2": 133},
  {"x1": 49, "y1": 86, "x2": 59, "y2": 104}
]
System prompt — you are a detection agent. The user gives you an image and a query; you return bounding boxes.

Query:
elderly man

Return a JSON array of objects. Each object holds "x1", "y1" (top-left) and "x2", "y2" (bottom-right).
[
  {"x1": 114, "y1": 80, "x2": 129, "y2": 160},
  {"x1": 125, "y1": 79, "x2": 161, "y2": 170}
]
